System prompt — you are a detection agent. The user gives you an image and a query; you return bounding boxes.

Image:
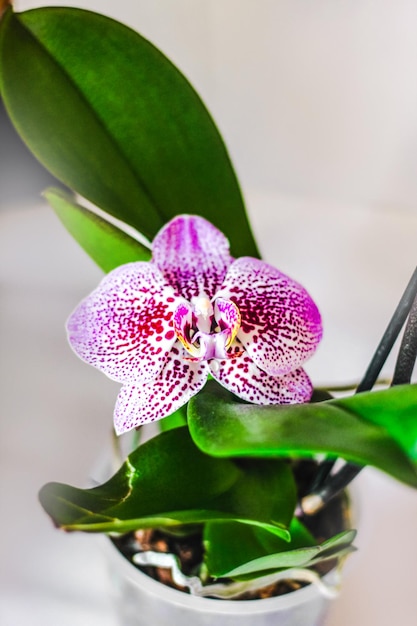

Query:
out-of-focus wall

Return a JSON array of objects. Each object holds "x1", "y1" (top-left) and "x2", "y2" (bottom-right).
[
  {"x1": 0, "y1": 98, "x2": 59, "y2": 209},
  {"x1": 8, "y1": 0, "x2": 417, "y2": 384},
  {"x1": 13, "y1": 0, "x2": 417, "y2": 213}
]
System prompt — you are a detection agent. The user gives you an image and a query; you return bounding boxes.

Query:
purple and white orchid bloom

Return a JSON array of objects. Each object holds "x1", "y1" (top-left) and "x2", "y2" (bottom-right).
[{"x1": 67, "y1": 215, "x2": 322, "y2": 434}]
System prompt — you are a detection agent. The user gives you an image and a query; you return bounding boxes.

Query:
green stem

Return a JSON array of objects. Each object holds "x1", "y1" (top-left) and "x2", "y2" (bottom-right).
[{"x1": 356, "y1": 266, "x2": 417, "y2": 392}]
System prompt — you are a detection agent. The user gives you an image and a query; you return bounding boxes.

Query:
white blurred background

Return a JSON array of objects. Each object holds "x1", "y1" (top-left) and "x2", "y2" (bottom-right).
[{"x1": 2, "y1": 1, "x2": 417, "y2": 624}]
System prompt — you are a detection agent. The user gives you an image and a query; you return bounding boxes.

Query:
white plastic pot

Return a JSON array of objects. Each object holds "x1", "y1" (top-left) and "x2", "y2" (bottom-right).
[
  {"x1": 102, "y1": 537, "x2": 341, "y2": 626},
  {"x1": 94, "y1": 445, "x2": 359, "y2": 626}
]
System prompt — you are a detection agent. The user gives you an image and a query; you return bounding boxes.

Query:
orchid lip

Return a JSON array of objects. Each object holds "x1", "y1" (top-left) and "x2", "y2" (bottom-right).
[{"x1": 173, "y1": 295, "x2": 242, "y2": 362}]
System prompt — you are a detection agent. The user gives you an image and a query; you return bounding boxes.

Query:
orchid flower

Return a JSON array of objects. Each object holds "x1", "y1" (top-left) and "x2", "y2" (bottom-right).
[{"x1": 67, "y1": 215, "x2": 322, "y2": 434}]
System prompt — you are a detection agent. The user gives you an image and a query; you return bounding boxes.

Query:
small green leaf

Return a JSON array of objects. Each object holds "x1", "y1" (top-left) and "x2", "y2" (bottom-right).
[
  {"x1": 188, "y1": 381, "x2": 417, "y2": 488},
  {"x1": 0, "y1": 7, "x2": 258, "y2": 258},
  {"x1": 204, "y1": 518, "x2": 316, "y2": 578},
  {"x1": 45, "y1": 188, "x2": 150, "y2": 272},
  {"x1": 208, "y1": 527, "x2": 356, "y2": 579},
  {"x1": 39, "y1": 427, "x2": 295, "y2": 538}
]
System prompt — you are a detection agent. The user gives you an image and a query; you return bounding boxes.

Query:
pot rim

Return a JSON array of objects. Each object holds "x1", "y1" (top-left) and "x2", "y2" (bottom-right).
[{"x1": 100, "y1": 534, "x2": 340, "y2": 615}]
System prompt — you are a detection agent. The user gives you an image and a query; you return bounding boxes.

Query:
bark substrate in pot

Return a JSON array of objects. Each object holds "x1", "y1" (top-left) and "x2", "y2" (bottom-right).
[{"x1": 103, "y1": 492, "x2": 352, "y2": 626}]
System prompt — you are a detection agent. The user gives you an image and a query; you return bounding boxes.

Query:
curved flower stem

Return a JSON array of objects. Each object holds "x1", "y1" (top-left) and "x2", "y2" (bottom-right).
[
  {"x1": 356, "y1": 266, "x2": 417, "y2": 392},
  {"x1": 305, "y1": 459, "x2": 335, "y2": 498},
  {"x1": 302, "y1": 267, "x2": 417, "y2": 515},
  {"x1": 391, "y1": 293, "x2": 417, "y2": 385},
  {"x1": 316, "y1": 378, "x2": 390, "y2": 393},
  {"x1": 301, "y1": 463, "x2": 361, "y2": 516}
]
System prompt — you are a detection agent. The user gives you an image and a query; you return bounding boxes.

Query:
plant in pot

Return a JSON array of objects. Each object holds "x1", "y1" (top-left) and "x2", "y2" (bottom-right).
[{"x1": 1, "y1": 4, "x2": 417, "y2": 625}]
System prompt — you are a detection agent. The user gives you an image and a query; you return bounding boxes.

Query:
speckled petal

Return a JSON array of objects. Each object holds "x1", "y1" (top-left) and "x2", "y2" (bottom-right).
[
  {"x1": 216, "y1": 257, "x2": 322, "y2": 376},
  {"x1": 67, "y1": 262, "x2": 180, "y2": 384},
  {"x1": 114, "y1": 344, "x2": 209, "y2": 433},
  {"x1": 211, "y1": 352, "x2": 313, "y2": 404},
  {"x1": 152, "y1": 215, "x2": 232, "y2": 300}
]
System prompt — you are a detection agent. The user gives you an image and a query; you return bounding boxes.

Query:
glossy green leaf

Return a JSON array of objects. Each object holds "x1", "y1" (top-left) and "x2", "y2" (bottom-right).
[
  {"x1": 211, "y1": 458, "x2": 297, "y2": 539},
  {"x1": 39, "y1": 427, "x2": 295, "y2": 539},
  {"x1": 205, "y1": 522, "x2": 356, "y2": 579},
  {"x1": 0, "y1": 7, "x2": 258, "y2": 257},
  {"x1": 188, "y1": 381, "x2": 417, "y2": 488},
  {"x1": 45, "y1": 188, "x2": 151, "y2": 272},
  {"x1": 335, "y1": 390, "x2": 417, "y2": 461},
  {"x1": 204, "y1": 518, "x2": 316, "y2": 578}
]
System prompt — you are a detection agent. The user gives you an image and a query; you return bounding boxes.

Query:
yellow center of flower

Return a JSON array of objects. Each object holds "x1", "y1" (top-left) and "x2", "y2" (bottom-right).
[{"x1": 173, "y1": 294, "x2": 241, "y2": 362}]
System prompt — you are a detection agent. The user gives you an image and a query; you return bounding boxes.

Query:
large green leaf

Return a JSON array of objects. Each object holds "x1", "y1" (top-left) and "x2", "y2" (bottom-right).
[
  {"x1": 158, "y1": 405, "x2": 188, "y2": 433},
  {"x1": 0, "y1": 7, "x2": 258, "y2": 258},
  {"x1": 39, "y1": 427, "x2": 295, "y2": 539},
  {"x1": 45, "y1": 188, "x2": 151, "y2": 272},
  {"x1": 335, "y1": 391, "x2": 417, "y2": 461},
  {"x1": 188, "y1": 381, "x2": 417, "y2": 488},
  {"x1": 211, "y1": 458, "x2": 296, "y2": 538}
]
